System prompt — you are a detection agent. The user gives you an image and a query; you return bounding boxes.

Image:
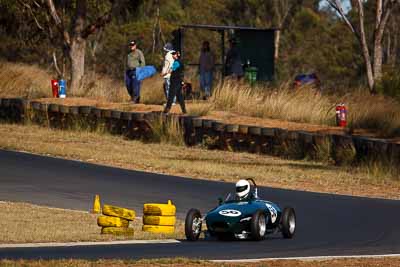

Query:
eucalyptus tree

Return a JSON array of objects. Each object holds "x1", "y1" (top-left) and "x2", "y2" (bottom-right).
[
  {"x1": 16, "y1": 0, "x2": 118, "y2": 94},
  {"x1": 326, "y1": 0, "x2": 400, "y2": 93}
]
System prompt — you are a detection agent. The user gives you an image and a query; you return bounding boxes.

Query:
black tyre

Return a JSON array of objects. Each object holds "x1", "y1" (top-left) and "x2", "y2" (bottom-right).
[
  {"x1": 185, "y1": 208, "x2": 202, "y2": 241},
  {"x1": 250, "y1": 210, "x2": 266, "y2": 241},
  {"x1": 281, "y1": 207, "x2": 296, "y2": 238}
]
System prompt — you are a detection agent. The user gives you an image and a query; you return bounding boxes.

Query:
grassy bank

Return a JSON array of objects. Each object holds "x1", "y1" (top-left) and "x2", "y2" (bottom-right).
[
  {"x1": 1, "y1": 62, "x2": 399, "y2": 137},
  {"x1": 0, "y1": 202, "x2": 183, "y2": 243},
  {"x1": 211, "y1": 82, "x2": 400, "y2": 137},
  {"x1": 0, "y1": 123, "x2": 398, "y2": 200}
]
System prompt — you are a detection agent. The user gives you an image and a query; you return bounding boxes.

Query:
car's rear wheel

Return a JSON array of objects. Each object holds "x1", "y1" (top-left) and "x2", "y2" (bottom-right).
[
  {"x1": 251, "y1": 210, "x2": 266, "y2": 241},
  {"x1": 281, "y1": 207, "x2": 296, "y2": 238},
  {"x1": 185, "y1": 208, "x2": 202, "y2": 241}
]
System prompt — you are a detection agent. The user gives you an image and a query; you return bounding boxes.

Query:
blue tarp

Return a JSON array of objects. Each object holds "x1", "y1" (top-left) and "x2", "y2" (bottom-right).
[{"x1": 136, "y1": 66, "x2": 157, "y2": 81}]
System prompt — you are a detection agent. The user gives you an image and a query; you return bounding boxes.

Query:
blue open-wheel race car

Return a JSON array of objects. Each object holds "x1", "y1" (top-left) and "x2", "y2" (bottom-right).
[{"x1": 184, "y1": 178, "x2": 296, "y2": 241}]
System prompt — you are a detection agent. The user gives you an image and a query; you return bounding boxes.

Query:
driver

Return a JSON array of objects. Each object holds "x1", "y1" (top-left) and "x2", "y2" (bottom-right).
[{"x1": 235, "y1": 179, "x2": 252, "y2": 200}]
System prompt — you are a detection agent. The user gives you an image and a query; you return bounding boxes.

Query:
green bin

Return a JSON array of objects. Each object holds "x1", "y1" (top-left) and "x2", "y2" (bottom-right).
[{"x1": 245, "y1": 67, "x2": 258, "y2": 86}]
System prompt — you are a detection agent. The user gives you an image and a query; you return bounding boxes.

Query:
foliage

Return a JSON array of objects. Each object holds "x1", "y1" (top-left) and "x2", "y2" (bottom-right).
[
  {"x1": 0, "y1": 0, "x2": 399, "y2": 95},
  {"x1": 377, "y1": 67, "x2": 400, "y2": 101}
]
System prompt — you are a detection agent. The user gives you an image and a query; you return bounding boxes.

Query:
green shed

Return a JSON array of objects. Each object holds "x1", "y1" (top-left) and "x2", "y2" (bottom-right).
[{"x1": 173, "y1": 24, "x2": 276, "y2": 81}]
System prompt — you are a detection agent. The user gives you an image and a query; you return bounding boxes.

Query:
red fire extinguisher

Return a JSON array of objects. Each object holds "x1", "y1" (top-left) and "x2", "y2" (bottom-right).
[
  {"x1": 335, "y1": 103, "x2": 347, "y2": 127},
  {"x1": 51, "y1": 79, "x2": 59, "y2": 98}
]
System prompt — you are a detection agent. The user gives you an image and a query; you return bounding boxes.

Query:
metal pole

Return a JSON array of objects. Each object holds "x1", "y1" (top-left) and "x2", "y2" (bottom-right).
[
  {"x1": 220, "y1": 30, "x2": 225, "y2": 78},
  {"x1": 179, "y1": 28, "x2": 184, "y2": 59}
]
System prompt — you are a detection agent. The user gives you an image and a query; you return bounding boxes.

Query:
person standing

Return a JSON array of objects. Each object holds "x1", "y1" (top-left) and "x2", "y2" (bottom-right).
[
  {"x1": 198, "y1": 41, "x2": 215, "y2": 99},
  {"x1": 163, "y1": 51, "x2": 186, "y2": 114},
  {"x1": 225, "y1": 38, "x2": 243, "y2": 79},
  {"x1": 125, "y1": 40, "x2": 145, "y2": 103},
  {"x1": 161, "y1": 42, "x2": 176, "y2": 104}
]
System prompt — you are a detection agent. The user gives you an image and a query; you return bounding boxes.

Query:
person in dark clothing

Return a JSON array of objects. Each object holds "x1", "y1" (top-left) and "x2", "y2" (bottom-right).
[
  {"x1": 225, "y1": 38, "x2": 243, "y2": 79},
  {"x1": 163, "y1": 51, "x2": 186, "y2": 114}
]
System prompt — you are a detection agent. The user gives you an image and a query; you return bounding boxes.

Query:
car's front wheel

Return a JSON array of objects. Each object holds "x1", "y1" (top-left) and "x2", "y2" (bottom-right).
[
  {"x1": 281, "y1": 207, "x2": 296, "y2": 238},
  {"x1": 185, "y1": 208, "x2": 202, "y2": 241},
  {"x1": 251, "y1": 210, "x2": 266, "y2": 241}
]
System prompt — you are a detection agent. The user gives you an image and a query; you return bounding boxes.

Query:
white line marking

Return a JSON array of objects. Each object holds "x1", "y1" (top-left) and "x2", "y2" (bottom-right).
[
  {"x1": 0, "y1": 239, "x2": 180, "y2": 248},
  {"x1": 212, "y1": 254, "x2": 400, "y2": 263}
]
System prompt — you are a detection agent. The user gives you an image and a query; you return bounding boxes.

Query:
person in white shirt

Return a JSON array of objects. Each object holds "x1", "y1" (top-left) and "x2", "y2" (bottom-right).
[{"x1": 161, "y1": 42, "x2": 176, "y2": 104}]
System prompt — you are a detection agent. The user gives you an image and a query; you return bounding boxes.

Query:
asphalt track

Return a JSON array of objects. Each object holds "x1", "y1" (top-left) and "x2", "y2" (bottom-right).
[{"x1": 0, "y1": 149, "x2": 399, "y2": 260}]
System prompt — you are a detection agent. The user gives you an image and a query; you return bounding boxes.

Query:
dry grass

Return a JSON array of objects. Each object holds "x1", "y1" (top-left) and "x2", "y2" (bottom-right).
[
  {"x1": 73, "y1": 70, "x2": 169, "y2": 105},
  {"x1": 140, "y1": 75, "x2": 167, "y2": 105},
  {"x1": 147, "y1": 115, "x2": 185, "y2": 146},
  {"x1": 345, "y1": 89, "x2": 400, "y2": 137},
  {"x1": 0, "y1": 123, "x2": 399, "y2": 200},
  {"x1": 0, "y1": 62, "x2": 52, "y2": 99},
  {"x1": 211, "y1": 81, "x2": 400, "y2": 137},
  {"x1": 0, "y1": 61, "x2": 167, "y2": 105},
  {"x1": 0, "y1": 201, "x2": 184, "y2": 243},
  {"x1": 1, "y1": 257, "x2": 400, "y2": 266},
  {"x1": 211, "y1": 81, "x2": 334, "y2": 125},
  {"x1": 1, "y1": 62, "x2": 399, "y2": 136},
  {"x1": 186, "y1": 100, "x2": 213, "y2": 116}
]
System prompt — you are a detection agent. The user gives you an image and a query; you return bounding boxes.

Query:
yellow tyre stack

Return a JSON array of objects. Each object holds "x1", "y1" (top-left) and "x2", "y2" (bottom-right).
[
  {"x1": 97, "y1": 204, "x2": 136, "y2": 236},
  {"x1": 142, "y1": 200, "x2": 176, "y2": 234}
]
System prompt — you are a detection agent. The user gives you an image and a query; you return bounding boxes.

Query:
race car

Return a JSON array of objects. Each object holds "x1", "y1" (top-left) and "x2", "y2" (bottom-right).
[{"x1": 184, "y1": 178, "x2": 296, "y2": 241}]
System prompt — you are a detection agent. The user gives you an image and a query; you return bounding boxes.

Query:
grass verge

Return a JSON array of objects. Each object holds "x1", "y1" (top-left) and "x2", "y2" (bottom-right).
[
  {"x1": 0, "y1": 201, "x2": 184, "y2": 243},
  {"x1": 0, "y1": 123, "x2": 399, "y2": 200}
]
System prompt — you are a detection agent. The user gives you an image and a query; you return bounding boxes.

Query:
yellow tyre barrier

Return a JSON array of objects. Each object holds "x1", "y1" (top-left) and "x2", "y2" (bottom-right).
[
  {"x1": 143, "y1": 200, "x2": 176, "y2": 216},
  {"x1": 102, "y1": 204, "x2": 136, "y2": 221},
  {"x1": 97, "y1": 215, "x2": 129, "y2": 228},
  {"x1": 143, "y1": 215, "x2": 176, "y2": 226},
  {"x1": 101, "y1": 227, "x2": 134, "y2": 236},
  {"x1": 142, "y1": 225, "x2": 175, "y2": 234}
]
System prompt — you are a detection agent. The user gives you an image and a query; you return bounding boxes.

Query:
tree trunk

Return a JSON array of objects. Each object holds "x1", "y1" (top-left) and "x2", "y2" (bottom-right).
[
  {"x1": 373, "y1": 0, "x2": 384, "y2": 83},
  {"x1": 357, "y1": 0, "x2": 375, "y2": 93},
  {"x1": 69, "y1": 38, "x2": 86, "y2": 94},
  {"x1": 69, "y1": 0, "x2": 87, "y2": 94}
]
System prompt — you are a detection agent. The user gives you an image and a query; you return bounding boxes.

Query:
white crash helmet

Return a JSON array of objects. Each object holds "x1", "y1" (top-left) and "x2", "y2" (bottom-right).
[{"x1": 236, "y1": 179, "x2": 250, "y2": 199}]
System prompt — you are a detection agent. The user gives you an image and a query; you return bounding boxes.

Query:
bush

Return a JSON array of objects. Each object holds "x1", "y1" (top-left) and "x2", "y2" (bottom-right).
[{"x1": 378, "y1": 68, "x2": 400, "y2": 100}]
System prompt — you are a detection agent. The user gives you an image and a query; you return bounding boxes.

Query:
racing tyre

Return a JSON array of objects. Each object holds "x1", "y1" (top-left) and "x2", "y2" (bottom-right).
[
  {"x1": 97, "y1": 215, "x2": 129, "y2": 227},
  {"x1": 185, "y1": 208, "x2": 202, "y2": 241},
  {"x1": 281, "y1": 207, "x2": 296, "y2": 239},
  {"x1": 142, "y1": 225, "x2": 175, "y2": 234},
  {"x1": 251, "y1": 210, "x2": 266, "y2": 241},
  {"x1": 143, "y1": 215, "x2": 176, "y2": 226},
  {"x1": 143, "y1": 200, "x2": 176, "y2": 216},
  {"x1": 101, "y1": 227, "x2": 134, "y2": 236},
  {"x1": 102, "y1": 204, "x2": 136, "y2": 221}
]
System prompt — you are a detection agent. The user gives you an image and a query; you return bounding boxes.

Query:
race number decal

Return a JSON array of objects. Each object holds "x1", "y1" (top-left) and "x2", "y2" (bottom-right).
[
  {"x1": 219, "y1": 209, "x2": 242, "y2": 217},
  {"x1": 266, "y1": 204, "x2": 277, "y2": 223}
]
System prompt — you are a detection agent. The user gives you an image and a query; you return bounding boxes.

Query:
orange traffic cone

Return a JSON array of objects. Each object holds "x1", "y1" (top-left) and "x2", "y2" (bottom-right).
[{"x1": 92, "y1": 194, "x2": 101, "y2": 214}]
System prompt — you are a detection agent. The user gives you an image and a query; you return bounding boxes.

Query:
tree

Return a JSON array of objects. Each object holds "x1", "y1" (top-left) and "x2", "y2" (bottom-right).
[
  {"x1": 45, "y1": 0, "x2": 117, "y2": 93},
  {"x1": 326, "y1": 0, "x2": 400, "y2": 93},
  {"x1": 18, "y1": 0, "x2": 117, "y2": 94},
  {"x1": 269, "y1": 0, "x2": 304, "y2": 60}
]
